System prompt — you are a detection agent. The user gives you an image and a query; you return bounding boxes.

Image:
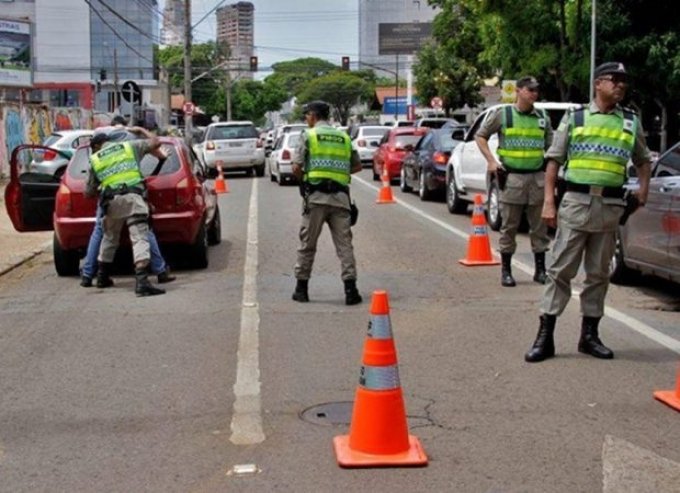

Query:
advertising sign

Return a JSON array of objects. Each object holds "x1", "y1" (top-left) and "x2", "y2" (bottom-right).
[
  {"x1": 0, "y1": 17, "x2": 32, "y2": 87},
  {"x1": 378, "y1": 23, "x2": 432, "y2": 55},
  {"x1": 383, "y1": 96, "x2": 419, "y2": 116}
]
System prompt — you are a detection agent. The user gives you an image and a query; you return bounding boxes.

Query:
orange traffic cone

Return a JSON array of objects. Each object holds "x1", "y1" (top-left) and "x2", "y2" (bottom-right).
[
  {"x1": 654, "y1": 364, "x2": 680, "y2": 411},
  {"x1": 333, "y1": 290, "x2": 428, "y2": 467},
  {"x1": 459, "y1": 194, "x2": 500, "y2": 266},
  {"x1": 214, "y1": 161, "x2": 229, "y2": 194},
  {"x1": 376, "y1": 162, "x2": 395, "y2": 204}
]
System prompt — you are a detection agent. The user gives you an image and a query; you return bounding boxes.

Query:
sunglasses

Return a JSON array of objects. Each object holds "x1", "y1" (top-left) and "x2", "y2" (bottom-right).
[{"x1": 598, "y1": 75, "x2": 628, "y2": 84}]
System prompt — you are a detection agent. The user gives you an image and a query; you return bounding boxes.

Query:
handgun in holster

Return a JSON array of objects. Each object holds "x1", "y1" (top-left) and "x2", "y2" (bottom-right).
[
  {"x1": 496, "y1": 166, "x2": 508, "y2": 191},
  {"x1": 619, "y1": 191, "x2": 640, "y2": 226},
  {"x1": 299, "y1": 181, "x2": 311, "y2": 215}
]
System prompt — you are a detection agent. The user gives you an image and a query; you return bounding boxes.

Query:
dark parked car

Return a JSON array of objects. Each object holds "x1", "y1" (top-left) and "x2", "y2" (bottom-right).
[
  {"x1": 400, "y1": 129, "x2": 462, "y2": 201},
  {"x1": 610, "y1": 141, "x2": 680, "y2": 284},
  {"x1": 4, "y1": 134, "x2": 220, "y2": 276}
]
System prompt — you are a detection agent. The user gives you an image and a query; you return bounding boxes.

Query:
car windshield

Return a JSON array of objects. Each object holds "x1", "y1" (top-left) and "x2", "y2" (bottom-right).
[
  {"x1": 362, "y1": 128, "x2": 389, "y2": 137},
  {"x1": 287, "y1": 134, "x2": 301, "y2": 148},
  {"x1": 419, "y1": 120, "x2": 452, "y2": 129},
  {"x1": 208, "y1": 125, "x2": 258, "y2": 140},
  {"x1": 68, "y1": 144, "x2": 180, "y2": 180},
  {"x1": 43, "y1": 134, "x2": 62, "y2": 147},
  {"x1": 437, "y1": 132, "x2": 461, "y2": 151},
  {"x1": 394, "y1": 135, "x2": 422, "y2": 149}
]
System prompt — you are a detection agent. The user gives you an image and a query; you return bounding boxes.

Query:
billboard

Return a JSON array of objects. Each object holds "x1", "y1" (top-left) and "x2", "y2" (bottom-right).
[
  {"x1": 383, "y1": 96, "x2": 419, "y2": 116},
  {"x1": 378, "y1": 23, "x2": 432, "y2": 55},
  {"x1": 0, "y1": 17, "x2": 32, "y2": 87}
]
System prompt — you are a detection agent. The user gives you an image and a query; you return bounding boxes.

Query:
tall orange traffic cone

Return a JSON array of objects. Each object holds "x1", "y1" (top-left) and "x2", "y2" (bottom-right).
[
  {"x1": 654, "y1": 364, "x2": 680, "y2": 411},
  {"x1": 333, "y1": 290, "x2": 427, "y2": 467},
  {"x1": 214, "y1": 161, "x2": 229, "y2": 194},
  {"x1": 459, "y1": 194, "x2": 500, "y2": 266},
  {"x1": 376, "y1": 161, "x2": 395, "y2": 204}
]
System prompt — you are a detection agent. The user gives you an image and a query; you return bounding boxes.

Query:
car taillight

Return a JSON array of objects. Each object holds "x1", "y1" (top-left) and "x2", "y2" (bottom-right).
[
  {"x1": 43, "y1": 149, "x2": 57, "y2": 161},
  {"x1": 282, "y1": 149, "x2": 291, "y2": 160},
  {"x1": 55, "y1": 183, "x2": 72, "y2": 216},
  {"x1": 256, "y1": 140, "x2": 263, "y2": 148},
  {"x1": 389, "y1": 146, "x2": 396, "y2": 153},
  {"x1": 206, "y1": 141, "x2": 215, "y2": 151},
  {"x1": 358, "y1": 139, "x2": 366, "y2": 147},
  {"x1": 433, "y1": 151, "x2": 449, "y2": 165},
  {"x1": 176, "y1": 177, "x2": 192, "y2": 206}
]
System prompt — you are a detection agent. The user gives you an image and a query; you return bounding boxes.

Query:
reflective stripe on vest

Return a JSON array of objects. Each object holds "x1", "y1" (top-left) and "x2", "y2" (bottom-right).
[
  {"x1": 566, "y1": 108, "x2": 635, "y2": 187},
  {"x1": 90, "y1": 142, "x2": 143, "y2": 190},
  {"x1": 497, "y1": 106, "x2": 546, "y2": 171},
  {"x1": 305, "y1": 127, "x2": 352, "y2": 185}
]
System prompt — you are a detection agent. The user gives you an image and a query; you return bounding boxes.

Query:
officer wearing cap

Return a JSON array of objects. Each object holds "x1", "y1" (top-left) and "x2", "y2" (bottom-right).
[
  {"x1": 291, "y1": 100, "x2": 363, "y2": 305},
  {"x1": 85, "y1": 127, "x2": 167, "y2": 297},
  {"x1": 524, "y1": 62, "x2": 651, "y2": 363},
  {"x1": 475, "y1": 76, "x2": 553, "y2": 287}
]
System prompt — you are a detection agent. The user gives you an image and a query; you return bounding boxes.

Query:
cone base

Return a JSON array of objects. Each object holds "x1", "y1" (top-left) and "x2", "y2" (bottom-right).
[
  {"x1": 459, "y1": 258, "x2": 500, "y2": 266},
  {"x1": 333, "y1": 434, "x2": 428, "y2": 467},
  {"x1": 376, "y1": 199, "x2": 396, "y2": 204},
  {"x1": 654, "y1": 390, "x2": 680, "y2": 411}
]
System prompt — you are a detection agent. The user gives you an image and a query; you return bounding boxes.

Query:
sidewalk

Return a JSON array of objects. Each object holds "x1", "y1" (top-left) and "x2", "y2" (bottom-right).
[{"x1": 0, "y1": 178, "x2": 52, "y2": 276}]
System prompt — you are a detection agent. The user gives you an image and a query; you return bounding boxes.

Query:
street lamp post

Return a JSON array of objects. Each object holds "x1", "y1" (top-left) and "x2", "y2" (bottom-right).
[{"x1": 589, "y1": 0, "x2": 596, "y2": 100}]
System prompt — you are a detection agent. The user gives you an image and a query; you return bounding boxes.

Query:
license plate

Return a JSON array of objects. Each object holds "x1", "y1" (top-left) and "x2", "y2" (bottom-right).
[{"x1": 229, "y1": 142, "x2": 243, "y2": 147}]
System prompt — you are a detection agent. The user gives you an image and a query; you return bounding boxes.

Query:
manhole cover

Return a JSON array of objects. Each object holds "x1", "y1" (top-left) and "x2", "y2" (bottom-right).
[{"x1": 300, "y1": 401, "x2": 353, "y2": 426}]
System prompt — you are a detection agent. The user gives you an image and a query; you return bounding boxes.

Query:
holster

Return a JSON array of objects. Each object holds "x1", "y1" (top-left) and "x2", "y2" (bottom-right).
[
  {"x1": 619, "y1": 191, "x2": 640, "y2": 226},
  {"x1": 496, "y1": 166, "x2": 508, "y2": 191}
]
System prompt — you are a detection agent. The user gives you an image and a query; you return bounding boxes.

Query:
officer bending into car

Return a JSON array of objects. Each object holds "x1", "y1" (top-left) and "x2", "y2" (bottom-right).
[
  {"x1": 525, "y1": 62, "x2": 651, "y2": 363},
  {"x1": 85, "y1": 127, "x2": 167, "y2": 297},
  {"x1": 475, "y1": 76, "x2": 553, "y2": 287},
  {"x1": 291, "y1": 100, "x2": 363, "y2": 305}
]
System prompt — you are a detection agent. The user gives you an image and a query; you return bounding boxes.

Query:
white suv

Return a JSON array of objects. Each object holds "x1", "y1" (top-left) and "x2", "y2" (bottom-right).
[
  {"x1": 445, "y1": 102, "x2": 579, "y2": 229},
  {"x1": 350, "y1": 125, "x2": 390, "y2": 165},
  {"x1": 195, "y1": 121, "x2": 265, "y2": 176}
]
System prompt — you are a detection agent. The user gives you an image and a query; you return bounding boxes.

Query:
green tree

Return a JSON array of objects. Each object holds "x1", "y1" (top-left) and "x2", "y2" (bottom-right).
[
  {"x1": 296, "y1": 72, "x2": 374, "y2": 125},
  {"x1": 265, "y1": 57, "x2": 339, "y2": 96}
]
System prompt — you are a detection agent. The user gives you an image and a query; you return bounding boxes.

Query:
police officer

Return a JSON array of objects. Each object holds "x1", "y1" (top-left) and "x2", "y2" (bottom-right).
[
  {"x1": 475, "y1": 76, "x2": 553, "y2": 287},
  {"x1": 291, "y1": 100, "x2": 363, "y2": 305},
  {"x1": 525, "y1": 62, "x2": 651, "y2": 362},
  {"x1": 85, "y1": 128, "x2": 167, "y2": 297}
]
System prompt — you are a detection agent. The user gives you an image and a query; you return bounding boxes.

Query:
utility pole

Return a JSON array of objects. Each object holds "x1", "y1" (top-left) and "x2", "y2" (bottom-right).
[
  {"x1": 226, "y1": 69, "x2": 232, "y2": 120},
  {"x1": 113, "y1": 47, "x2": 120, "y2": 112},
  {"x1": 183, "y1": 0, "x2": 193, "y2": 144}
]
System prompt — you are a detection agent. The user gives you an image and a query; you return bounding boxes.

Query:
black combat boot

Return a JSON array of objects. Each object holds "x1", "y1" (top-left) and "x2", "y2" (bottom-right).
[
  {"x1": 292, "y1": 279, "x2": 309, "y2": 302},
  {"x1": 525, "y1": 314, "x2": 556, "y2": 363},
  {"x1": 501, "y1": 253, "x2": 516, "y2": 287},
  {"x1": 157, "y1": 268, "x2": 176, "y2": 284},
  {"x1": 95, "y1": 262, "x2": 114, "y2": 288},
  {"x1": 135, "y1": 268, "x2": 165, "y2": 297},
  {"x1": 344, "y1": 279, "x2": 362, "y2": 306},
  {"x1": 533, "y1": 252, "x2": 547, "y2": 284},
  {"x1": 80, "y1": 275, "x2": 93, "y2": 288},
  {"x1": 578, "y1": 316, "x2": 614, "y2": 359}
]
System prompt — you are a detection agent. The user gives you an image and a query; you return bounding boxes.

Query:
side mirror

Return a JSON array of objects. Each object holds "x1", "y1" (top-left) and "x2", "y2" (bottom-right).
[{"x1": 451, "y1": 129, "x2": 466, "y2": 140}]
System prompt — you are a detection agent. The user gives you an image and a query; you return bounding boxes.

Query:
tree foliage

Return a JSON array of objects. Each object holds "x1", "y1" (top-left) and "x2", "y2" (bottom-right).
[
  {"x1": 296, "y1": 72, "x2": 374, "y2": 125},
  {"x1": 265, "y1": 57, "x2": 339, "y2": 96}
]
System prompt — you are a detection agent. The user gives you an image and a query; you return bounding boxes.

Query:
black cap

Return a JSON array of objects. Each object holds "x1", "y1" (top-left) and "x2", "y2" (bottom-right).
[
  {"x1": 594, "y1": 62, "x2": 628, "y2": 79},
  {"x1": 516, "y1": 76, "x2": 539, "y2": 90},
  {"x1": 302, "y1": 100, "x2": 330, "y2": 119},
  {"x1": 111, "y1": 115, "x2": 127, "y2": 125},
  {"x1": 90, "y1": 133, "x2": 110, "y2": 149}
]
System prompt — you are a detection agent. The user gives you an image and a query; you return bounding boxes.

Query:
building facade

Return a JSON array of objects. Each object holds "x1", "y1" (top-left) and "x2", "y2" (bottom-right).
[
  {"x1": 161, "y1": 0, "x2": 184, "y2": 47},
  {"x1": 358, "y1": 0, "x2": 438, "y2": 79},
  {"x1": 216, "y1": 1, "x2": 254, "y2": 77}
]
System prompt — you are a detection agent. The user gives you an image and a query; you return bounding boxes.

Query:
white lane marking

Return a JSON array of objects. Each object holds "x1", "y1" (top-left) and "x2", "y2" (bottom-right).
[
  {"x1": 354, "y1": 176, "x2": 680, "y2": 355},
  {"x1": 230, "y1": 178, "x2": 265, "y2": 445}
]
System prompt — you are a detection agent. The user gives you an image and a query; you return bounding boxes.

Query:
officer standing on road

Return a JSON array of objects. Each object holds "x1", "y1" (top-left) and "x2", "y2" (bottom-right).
[
  {"x1": 475, "y1": 76, "x2": 553, "y2": 287},
  {"x1": 85, "y1": 128, "x2": 167, "y2": 297},
  {"x1": 525, "y1": 62, "x2": 651, "y2": 363},
  {"x1": 291, "y1": 100, "x2": 363, "y2": 305}
]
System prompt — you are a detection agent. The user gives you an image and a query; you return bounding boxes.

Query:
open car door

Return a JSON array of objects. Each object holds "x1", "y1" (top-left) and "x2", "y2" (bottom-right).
[{"x1": 4, "y1": 144, "x2": 69, "y2": 232}]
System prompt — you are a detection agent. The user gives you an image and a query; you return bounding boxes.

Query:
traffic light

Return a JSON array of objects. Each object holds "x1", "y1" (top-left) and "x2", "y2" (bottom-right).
[
  {"x1": 99, "y1": 69, "x2": 107, "y2": 80},
  {"x1": 342, "y1": 56, "x2": 350, "y2": 71},
  {"x1": 249, "y1": 56, "x2": 258, "y2": 72}
]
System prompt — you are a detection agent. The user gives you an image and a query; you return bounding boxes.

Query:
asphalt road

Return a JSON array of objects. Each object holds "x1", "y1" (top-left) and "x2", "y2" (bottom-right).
[{"x1": 0, "y1": 169, "x2": 678, "y2": 493}]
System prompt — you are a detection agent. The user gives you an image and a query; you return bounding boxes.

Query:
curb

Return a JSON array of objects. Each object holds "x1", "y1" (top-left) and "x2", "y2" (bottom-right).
[{"x1": 0, "y1": 240, "x2": 52, "y2": 277}]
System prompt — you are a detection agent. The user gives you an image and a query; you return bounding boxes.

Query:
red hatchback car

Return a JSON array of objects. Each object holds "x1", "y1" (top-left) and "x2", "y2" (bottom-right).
[
  {"x1": 4, "y1": 135, "x2": 220, "y2": 276},
  {"x1": 372, "y1": 127, "x2": 428, "y2": 183}
]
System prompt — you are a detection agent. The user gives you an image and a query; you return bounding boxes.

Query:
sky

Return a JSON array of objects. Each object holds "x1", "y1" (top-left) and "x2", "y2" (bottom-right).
[{"x1": 159, "y1": 0, "x2": 359, "y2": 75}]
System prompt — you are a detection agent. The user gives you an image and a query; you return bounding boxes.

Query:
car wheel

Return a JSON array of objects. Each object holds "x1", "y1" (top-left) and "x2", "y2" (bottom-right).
[
  {"x1": 255, "y1": 163, "x2": 265, "y2": 177},
  {"x1": 446, "y1": 170, "x2": 467, "y2": 214},
  {"x1": 487, "y1": 180, "x2": 502, "y2": 231},
  {"x1": 188, "y1": 222, "x2": 209, "y2": 269},
  {"x1": 53, "y1": 234, "x2": 80, "y2": 276},
  {"x1": 419, "y1": 169, "x2": 432, "y2": 201},
  {"x1": 609, "y1": 234, "x2": 639, "y2": 285},
  {"x1": 400, "y1": 166, "x2": 412, "y2": 193},
  {"x1": 207, "y1": 205, "x2": 222, "y2": 246}
]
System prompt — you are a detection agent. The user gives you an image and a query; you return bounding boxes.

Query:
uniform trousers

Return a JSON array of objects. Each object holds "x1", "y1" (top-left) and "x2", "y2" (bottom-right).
[
  {"x1": 540, "y1": 192, "x2": 624, "y2": 318},
  {"x1": 99, "y1": 193, "x2": 151, "y2": 265},
  {"x1": 499, "y1": 171, "x2": 550, "y2": 254},
  {"x1": 294, "y1": 203, "x2": 357, "y2": 281}
]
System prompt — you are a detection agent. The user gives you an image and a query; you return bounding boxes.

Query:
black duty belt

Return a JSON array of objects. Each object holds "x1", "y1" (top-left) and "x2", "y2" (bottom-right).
[
  {"x1": 566, "y1": 183, "x2": 624, "y2": 198},
  {"x1": 505, "y1": 168, "x2": 543, "y2": 174},
  {"x1": 307, "y1": 180, "x2": 349, "y2": 195}
]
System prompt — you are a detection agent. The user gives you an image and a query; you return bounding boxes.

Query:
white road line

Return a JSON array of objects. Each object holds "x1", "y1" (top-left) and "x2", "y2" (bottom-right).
[
  {"x1": 354, "y1": 176, "x2": 680, "y2": 355},
  {"x1": 230, "y1": 179, "x2": 265, "y2": 445}
]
